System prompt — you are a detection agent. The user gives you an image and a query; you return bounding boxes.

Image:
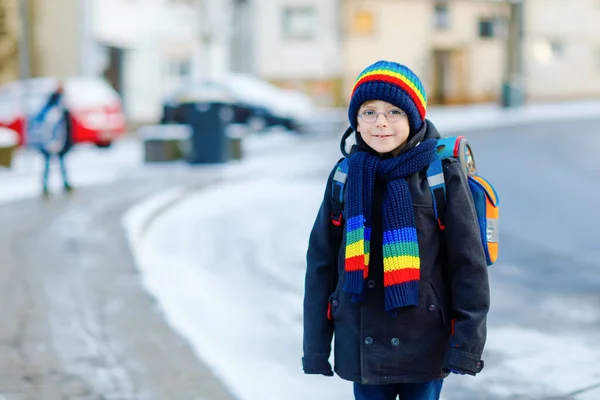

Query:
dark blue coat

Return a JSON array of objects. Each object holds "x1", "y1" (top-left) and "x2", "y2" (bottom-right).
[
  {"x1": 302, "y1": 120, "x2": 490, "y2": 384},
  {"x1": 34, "y1": 90, "x2": 73, "y2": 156}
]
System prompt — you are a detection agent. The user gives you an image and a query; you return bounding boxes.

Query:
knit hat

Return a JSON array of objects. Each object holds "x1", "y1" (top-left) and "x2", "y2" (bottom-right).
[{"x1": 348, "y1": 60, "x2": 427, "y2": 134}]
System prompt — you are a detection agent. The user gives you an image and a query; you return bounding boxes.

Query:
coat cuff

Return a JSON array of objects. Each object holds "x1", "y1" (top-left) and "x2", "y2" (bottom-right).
[
  {"x1": 302, "y1": 354, "x2": 333, "y2": 376},
  {"x1": 443, "y1": 347, "x2": 484, "y2": 376}
]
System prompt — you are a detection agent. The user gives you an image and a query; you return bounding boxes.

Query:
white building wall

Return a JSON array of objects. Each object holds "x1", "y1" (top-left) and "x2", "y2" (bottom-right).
[
  {"x1": 252, "y1": 0, "x2": 342, "y2": 80},
  {"x1": 431, "y1": 1, "x2": 506, "y2": 102},
  {"x1": 525, "y1": 0, "x2": 600, "y2": 100},
  {"x1": 341, "y1": 1, "x2": 432, "y2": 100},
  {"x1": 92, "y1": 0, "x2": 219, "y2": 123}
]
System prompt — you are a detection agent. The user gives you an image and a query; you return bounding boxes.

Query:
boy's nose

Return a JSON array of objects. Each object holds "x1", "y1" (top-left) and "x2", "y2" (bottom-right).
[{"x1": 375, "y1": 113, "x2": 388, "y2": 127}]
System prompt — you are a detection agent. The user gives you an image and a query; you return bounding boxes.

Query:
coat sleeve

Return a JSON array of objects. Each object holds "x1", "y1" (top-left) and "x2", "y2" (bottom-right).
[
  {"x1": 442, "y1": 159, "x2": 490, "y2": 376},
  {"x1": 302, "y1": 165, "x2": 340, "y2": 376}
]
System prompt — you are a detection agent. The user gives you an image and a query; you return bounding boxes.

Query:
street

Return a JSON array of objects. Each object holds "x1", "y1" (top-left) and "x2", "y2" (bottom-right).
[
  {"x1": 0, "y1": 168, "x2": 236, "y2": 399},
  {"x1": 1, "y1": 116, "x2": 599, "y2": 399},
  {"x1": 442, "y1": 118, "x2": 600, "y2": 400}
]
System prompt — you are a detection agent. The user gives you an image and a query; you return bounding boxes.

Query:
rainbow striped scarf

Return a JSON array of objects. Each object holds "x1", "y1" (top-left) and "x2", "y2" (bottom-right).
[{"x1": 343, "y1": 139, "x2": 437, "y2": 313}]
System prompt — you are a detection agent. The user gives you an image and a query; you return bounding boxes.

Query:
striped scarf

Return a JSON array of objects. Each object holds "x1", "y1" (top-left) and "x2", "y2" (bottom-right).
[{"x1": 343, "y1": 139, "x2": 437, "y2": 313}]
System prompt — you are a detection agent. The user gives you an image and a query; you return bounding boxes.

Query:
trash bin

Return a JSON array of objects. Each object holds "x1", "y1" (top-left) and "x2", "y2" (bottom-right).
[
  {"x1": 501, "y1": 81, "x2": 525, "y2": 108},
  {"x1": 179, "y1": 101, "x2": 234, "y2": 164},
  {"x1": 0, "y1": 127, "x2": 18, "y2": 168},
  {"x1": 138, "y1": 124, "x2": 191, "y2": 163}
]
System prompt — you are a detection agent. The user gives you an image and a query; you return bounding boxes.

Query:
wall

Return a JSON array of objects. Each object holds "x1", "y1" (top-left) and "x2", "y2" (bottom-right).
[{"x1": 524, "y1": 0, "x2": 600, "y2": 100}]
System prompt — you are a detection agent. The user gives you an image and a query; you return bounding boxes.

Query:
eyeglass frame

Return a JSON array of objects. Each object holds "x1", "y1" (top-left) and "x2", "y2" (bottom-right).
[{"x1": 357, "y1": 109, "x2": 407, "y2": 123}]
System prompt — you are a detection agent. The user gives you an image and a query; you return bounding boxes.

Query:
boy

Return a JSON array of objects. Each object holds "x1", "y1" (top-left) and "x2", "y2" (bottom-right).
[{"x1": 302, "y1": 60, "x2": 490, "y2": 400}]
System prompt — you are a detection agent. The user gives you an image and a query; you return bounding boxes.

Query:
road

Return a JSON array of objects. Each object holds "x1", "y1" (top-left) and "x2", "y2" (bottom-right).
[
  {"x1": 0, "y1": 167, "x2": 236, "y2": 400},
  {"x1": 443, "y1": 117, "x2": 600, "y2": 400}
]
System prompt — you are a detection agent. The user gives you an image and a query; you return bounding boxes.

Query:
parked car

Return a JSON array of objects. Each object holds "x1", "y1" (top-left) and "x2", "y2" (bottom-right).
[
  {"x1": 161, "y1": 80, "x2": 270, "y2": 131},
  {"x1": 0, "y1": 77, "x2": 127, "y2": 148},
  {"x1": 161, "y1": 73, "x2": 314, "y2": 133}
]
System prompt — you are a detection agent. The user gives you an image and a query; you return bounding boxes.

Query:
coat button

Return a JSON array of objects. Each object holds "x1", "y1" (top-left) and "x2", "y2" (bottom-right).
[
  {"x1": 364, "y1": 336, "x2": 374, "y2": 345},
  {"x1": 391, "y1": 338, "x2": 400, "y2": 347},
  {"x1": 428, "y1": 304, "x2": 436, "y2": 312},
  {"x1": 367, "y1": 280, "x2": 376, "y2": 289},
  {"x1": 332, "y1": 300, "x2": 339, "y2": 307}
]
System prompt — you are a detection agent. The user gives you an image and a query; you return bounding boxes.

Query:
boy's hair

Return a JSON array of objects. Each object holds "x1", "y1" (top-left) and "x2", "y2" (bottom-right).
[{"x1": 348, "y1": 60, "x2": 427, "y2": 134}]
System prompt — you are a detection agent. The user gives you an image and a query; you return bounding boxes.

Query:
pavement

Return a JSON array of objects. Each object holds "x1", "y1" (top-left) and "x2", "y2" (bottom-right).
[{"x1": 0, "y1": 171, "x2": 237, "y2": 399}]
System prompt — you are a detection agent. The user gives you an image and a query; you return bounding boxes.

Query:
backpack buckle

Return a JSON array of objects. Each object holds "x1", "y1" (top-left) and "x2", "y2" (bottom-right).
[
  {"x1": 437, "y1": 218, "x2": 446, "y2": 231},
  {"x1": 331, "y1": 212, "x2": 343, "y2": 227}
]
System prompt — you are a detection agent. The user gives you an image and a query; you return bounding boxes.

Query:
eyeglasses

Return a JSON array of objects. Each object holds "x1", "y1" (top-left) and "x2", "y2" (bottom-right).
[{"x1": 357, "y1": 109, "x2": 407, "y2": 123}]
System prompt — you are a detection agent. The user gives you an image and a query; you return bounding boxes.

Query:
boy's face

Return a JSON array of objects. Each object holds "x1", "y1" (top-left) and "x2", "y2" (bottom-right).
[{"x1": 356, "y1": 100, "x2": 410, "y2": 156}]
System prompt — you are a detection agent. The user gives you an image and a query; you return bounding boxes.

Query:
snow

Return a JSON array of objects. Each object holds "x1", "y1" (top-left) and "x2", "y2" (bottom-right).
[
  {"x1": 122, "y1": 99, "x2": 600, "y2": 400},
  {"x1": 123, "y1": 176, "x2": 350, "y2": 400},
  {"x1": 0, "y1": 138, "x2": 143, "y2": 204},
  {"x1": 128, "y1": 160, "x2": 600, "y2": 400},
  {"x1": 0, "y1": 127, "x2": 18, "y2": 147}
]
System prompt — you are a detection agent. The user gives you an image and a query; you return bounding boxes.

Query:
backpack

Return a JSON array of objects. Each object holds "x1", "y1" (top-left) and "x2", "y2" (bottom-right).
[{"x1": 330, "y1": 133, "x2": 499, "y2": 266}]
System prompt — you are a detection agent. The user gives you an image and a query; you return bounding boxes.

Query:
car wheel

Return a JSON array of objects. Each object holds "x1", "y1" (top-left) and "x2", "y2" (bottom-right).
[
  {"x1": 95, "y1": 141, "x2": 112, "y2": 149},
  {"x1": 248, "y1": 116, "x2": 266, "y2": 132}
]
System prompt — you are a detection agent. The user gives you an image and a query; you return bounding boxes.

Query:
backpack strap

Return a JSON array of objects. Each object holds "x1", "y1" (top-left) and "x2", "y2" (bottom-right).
[
  {"x1": 327, "y1": 158, "x2": 348, "y2": 321},
  {"x1": 331, "y1": 157, "x2": 348, "y2": 227},
  {"x1": 426, "y1": 153, "x2": 447, "y2": 230}
]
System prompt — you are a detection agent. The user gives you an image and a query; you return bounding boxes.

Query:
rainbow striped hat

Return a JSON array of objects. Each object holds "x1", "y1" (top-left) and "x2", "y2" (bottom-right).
[{"x1": 348, "y1": 60, "x2": 427, "y2": 134}]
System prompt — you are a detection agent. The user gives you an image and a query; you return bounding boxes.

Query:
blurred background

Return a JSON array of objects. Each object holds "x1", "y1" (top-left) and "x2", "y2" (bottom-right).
[
  {"x1": 2, "y1": 0, "x2": 596, "y2": 134},
  {"x1": 0, "y1": 1, "x2": 599, "y2": 400}
]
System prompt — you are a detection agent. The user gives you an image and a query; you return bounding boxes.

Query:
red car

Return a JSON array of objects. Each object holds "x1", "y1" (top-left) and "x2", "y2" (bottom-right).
[{"x1": 0, "y1": 77, "x2": 126, "y2": 148}]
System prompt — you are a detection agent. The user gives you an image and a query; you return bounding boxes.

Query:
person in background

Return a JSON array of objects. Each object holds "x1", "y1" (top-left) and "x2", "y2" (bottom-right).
[{"x1": 32, "y1": 82, "x2": 74, "y2": 196}]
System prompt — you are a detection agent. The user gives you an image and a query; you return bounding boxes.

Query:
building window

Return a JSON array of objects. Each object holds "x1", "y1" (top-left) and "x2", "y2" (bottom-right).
[
  {"x1": 434, "y1": 2, "x2": 450, "y2": 29},
  {"x1": 478, "y1": 18, "x2": 496, "y2": 38},
  {"x1": 352, "y1": 10, "x2": 374, "y2": 36},
  {"x1": 282, "y1": 6, "x2": 317, "y2": 40},
  {"x1": 168, "y1": 58, "x2": 192, "y2": 78},
  {"x1": 532, "y1": 39, "x2": 565, "y2": 63}
]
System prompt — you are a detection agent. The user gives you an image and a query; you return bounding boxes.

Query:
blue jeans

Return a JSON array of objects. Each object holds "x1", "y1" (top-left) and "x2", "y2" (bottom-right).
[{"x1": 353, "y1": 380, "x2": 444, "y2": 400}]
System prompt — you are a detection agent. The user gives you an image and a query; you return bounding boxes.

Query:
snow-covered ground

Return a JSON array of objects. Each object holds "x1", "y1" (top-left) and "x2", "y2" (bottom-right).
[
  {"x1": 122, "y1": 100, "x2": 600, "y2": 400},
  {"x1": 0, "y1": 139, "x2": 144, "y2": 204},
  {"x1": 0, "y1": 128, "x2": 307, "y2": 205}
]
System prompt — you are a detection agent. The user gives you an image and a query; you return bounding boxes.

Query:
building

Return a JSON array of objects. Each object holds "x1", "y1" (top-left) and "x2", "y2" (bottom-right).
[
  {"x1": 341, "y1": 0, "x2": 509, "y2": 106},
  {"x1": 0, "y1": 0, "x2": 19, "y2": 85},
  {"x1": 249, "y1": 0, "x2": 344, "y2": 106},
  {"x1": 4, "y1": 0, "x2": 210, "y2": 125},
  {"x1": 1, "y1": 0, "x2": 82, "y2": 83},
  {"x1": 341, "y1": 0, "x2": 600, "y2": 106},
  {"x1": 524, "y1": 0, "x2": 600, "y2": 101},
  {"x1": 92, "y1": 0, "x2": 208, "y2": 124}
]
